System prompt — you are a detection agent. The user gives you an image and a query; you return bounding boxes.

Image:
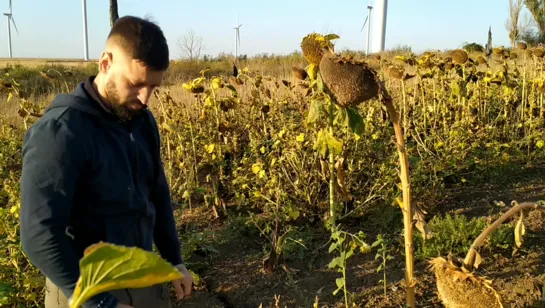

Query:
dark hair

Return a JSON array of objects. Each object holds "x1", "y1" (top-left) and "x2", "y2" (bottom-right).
[{"x1": 107, "y1": 15, "x2": 169, "y2": 71}]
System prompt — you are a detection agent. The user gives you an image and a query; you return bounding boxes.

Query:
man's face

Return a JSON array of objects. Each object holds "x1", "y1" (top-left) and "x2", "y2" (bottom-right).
[{"x1": 100, "y1": 48, "x2": 165, "y2": 121}]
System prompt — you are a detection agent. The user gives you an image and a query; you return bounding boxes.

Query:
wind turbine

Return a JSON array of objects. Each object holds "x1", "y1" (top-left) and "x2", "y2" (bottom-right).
[
  {"x1": 360, "y1": 0, "x2": 373, "y2": 55},
  {"x1": 4, "y1": 0, "x2": 19, "y2": 58},
  {"x1": 82, "y1": 0, "x2": 89, "y2": 61},
  {"x1": 234, "y1": 15, "x2": 242, "y2": 62},
  {"x1": 371, "y1": 0, "x2": 388, "y2": 53}
]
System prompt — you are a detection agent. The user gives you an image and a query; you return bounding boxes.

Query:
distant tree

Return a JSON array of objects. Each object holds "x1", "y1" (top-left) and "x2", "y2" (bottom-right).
[
  {"x1": 110, "y1": 0, "x2": 119, "y2": 27},
  {"x1": 485, "y1": 26, "x2": 492, "y2": 59},
  {"x1": 389, "y1": 44, "x2": 412, "y2": 53},
  {"x1": 505, "y1": 0, "x2": 524, "y2": 47},
  {"x1": 177, "y1": 29, "x2": 205, "y2": 60},
  {"x1": 462, "y1": 42, "x2": 484, "y2": 52},
  {"x1": 524, "y1": 0, "x2": 545, "y2": 39},
  {"x1": 517, "y1": 7, "x2": 543, "y2": 46}
]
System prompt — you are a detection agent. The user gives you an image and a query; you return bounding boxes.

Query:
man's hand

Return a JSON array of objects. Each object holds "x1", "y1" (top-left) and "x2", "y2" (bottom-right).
[{"x1": 172, "y1": 264, "x2": 194, "y2": 300}]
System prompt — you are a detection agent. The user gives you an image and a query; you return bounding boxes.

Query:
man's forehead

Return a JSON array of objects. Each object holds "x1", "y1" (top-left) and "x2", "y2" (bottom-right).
[{"x1": 125, "y1": 60, "x2": 164, "y2": 85}]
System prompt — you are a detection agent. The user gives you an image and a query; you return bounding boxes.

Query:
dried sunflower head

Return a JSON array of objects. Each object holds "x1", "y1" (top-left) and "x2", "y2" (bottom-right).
[
  {"x1": 451, "y1": 49, "x2": 469, "y2": 65},
  {"x1": 386, "y1": 65, "x2": 405, "y2": 80},
  {"x1": 477, "y1": 56, "x2": 487, "y2": 65},
  {"x1": 319, "y1": 53, "x2": 379, "y2": 108},
  {"x1": 533, "y1": 47, "x2": 545, "y2": 58},
  {"x1": 300, "y1": 33, "x2": 335, "y2": 66},
  {"x1": 493, "y1": 47, "x2": 504, "y2": 56},
  {"x1": 428, "y1": 257, "x2": 503, "y2": 308}
]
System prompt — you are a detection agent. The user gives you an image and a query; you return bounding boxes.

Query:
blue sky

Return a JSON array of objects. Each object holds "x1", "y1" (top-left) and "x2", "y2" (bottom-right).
[{"x1": 0, "y1": 0, "x2": 526, "y2": 60}]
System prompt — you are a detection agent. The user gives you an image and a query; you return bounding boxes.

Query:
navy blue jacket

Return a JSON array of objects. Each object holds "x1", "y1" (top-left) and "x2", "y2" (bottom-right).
[{"x1": 19, "y1": 78, "x2": 183, "y2": 307}]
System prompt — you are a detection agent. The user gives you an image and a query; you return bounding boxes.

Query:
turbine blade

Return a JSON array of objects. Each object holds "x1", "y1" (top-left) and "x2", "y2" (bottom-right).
[
  {"x1": 360, "y1": 16, "x2": 368, "y2": 32},
  {"x1": 10, "y1": 16, "x2": 18, "y2": 35},
  {"x1": 9, "y1": 0, "x2": 12, "y2": 12}
]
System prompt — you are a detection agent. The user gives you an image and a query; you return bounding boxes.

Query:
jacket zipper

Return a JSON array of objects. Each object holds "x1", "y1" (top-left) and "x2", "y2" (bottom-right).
[{"x1": 129, "y1": 131, "x2": 144, "y2": 247}]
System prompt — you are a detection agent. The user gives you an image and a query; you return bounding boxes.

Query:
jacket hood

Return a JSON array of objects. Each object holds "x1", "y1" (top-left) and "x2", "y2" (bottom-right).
[{"x1": 45, "y1": 81, "x2": 105, "y2": 117}]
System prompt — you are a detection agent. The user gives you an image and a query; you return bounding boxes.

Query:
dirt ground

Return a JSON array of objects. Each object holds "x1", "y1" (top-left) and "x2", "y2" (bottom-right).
[{"x1": 165, "y1": 171, "x2": 545, "y2": 308}]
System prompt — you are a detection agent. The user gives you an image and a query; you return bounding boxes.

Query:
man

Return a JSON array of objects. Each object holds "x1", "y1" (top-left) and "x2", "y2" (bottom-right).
[{"x1": 19, "y1": 15, "x2": 193, "y2": 308}]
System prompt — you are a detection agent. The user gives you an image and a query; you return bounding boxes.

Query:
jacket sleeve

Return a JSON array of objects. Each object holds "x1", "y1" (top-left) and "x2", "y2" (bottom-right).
[
  {"x1": 19, "y1": 117, "x2": 119, "y2": 308},
  {"x1": 148, "y1": 113, "x2": 184, "y2": 266}
]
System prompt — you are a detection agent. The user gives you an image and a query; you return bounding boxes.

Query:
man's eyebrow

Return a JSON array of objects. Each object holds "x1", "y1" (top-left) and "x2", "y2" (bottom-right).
[{"x1": 132, "y1": 79, "x2": 160, "y2": 87}]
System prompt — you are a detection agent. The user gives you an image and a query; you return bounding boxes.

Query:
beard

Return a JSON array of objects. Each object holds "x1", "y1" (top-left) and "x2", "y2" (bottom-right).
[{"x1": 104, "y1": 78, "x2": 147, "y2": 122}]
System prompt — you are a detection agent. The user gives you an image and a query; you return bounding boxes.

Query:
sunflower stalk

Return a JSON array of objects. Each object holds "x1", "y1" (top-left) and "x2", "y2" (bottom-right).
[
  {"x1": 328, "y1": 98, "x2": 337, "y2": 231},
  {"x1": 158, "y1": 95, "x2": 173, "y2": 187},
  {"x1": 381, "y1": 89, "x2": 416, "y2": 307}
]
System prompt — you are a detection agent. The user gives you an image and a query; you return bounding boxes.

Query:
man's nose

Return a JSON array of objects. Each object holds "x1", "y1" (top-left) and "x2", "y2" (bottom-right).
[{"x1": 138, "y1": 87, "x2": 153, "y2": 105}]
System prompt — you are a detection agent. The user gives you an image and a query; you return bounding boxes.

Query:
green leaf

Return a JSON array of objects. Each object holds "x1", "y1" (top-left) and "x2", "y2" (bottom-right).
[
  {"x1": 333, "y1": 105, "x2": 347, "y2": 126},
  {"x1": 307, "y1": 100, "x2": 322, "y2": 124},
  {"x1": 69, "y1": 242, "x2": 183, "y2": 308},
  {"x1": 314, "y1": 129, "x2": 343, "y2": 158},
  {"x1": 358, "y1": 231, "x2": 366, "y2": 238},
  {"x1": 409, "y1": 156, "x2": 420, "y2": 167},
  {"x1": 195, "y1": 187, "x2": 206, "y2": 195},
  {"x1": 328, "y1": 256, "x2": 342, "y2": 269},
  {"x1": 317, "y1": 73, "x2": 325, "y2": 92},
  {"x1": 352, "y1": 237, "x2": 365, "y2": 247},
  {"x1": 314, "y1": 130, "x2": 329, "y2": 158},
  {"x1": 0, "y1": 282, "x2": 14, "y2": 296},
  {"x1": 308, "y1": 64, "x2": 318, "y2": 81},
  {"x1": 328, "y1": 242, "x2": 337, "y2": 253},
  {"x1": 288, "y1": 208, "x2": 300, "y2": 220},
  {"x1": 335, "y1": 277, "x2": 345, "y2": 289},
  {"x1": 326, "y1": 134, "x2": 343, "y2": 156},
  {"x1": 346, "y1": 107, "x2": 364, "y2": 137},
  {"x1": 331, "y1": 230, "x2": 341, "y2": 240}
]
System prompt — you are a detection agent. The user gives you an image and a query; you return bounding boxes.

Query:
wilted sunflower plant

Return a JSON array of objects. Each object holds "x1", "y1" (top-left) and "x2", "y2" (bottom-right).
[
  {"x1": 299, "y1": 32, "x2": 421, "y2": 307},
  {"x1": 429, "y1": 200, "x2": 545, "y2": 308}
]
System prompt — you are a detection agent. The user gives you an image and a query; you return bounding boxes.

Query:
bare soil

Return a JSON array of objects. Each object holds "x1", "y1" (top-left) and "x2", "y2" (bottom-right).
[{"x1": 168, "y1": 171, "x2": 545, "y2": 308}]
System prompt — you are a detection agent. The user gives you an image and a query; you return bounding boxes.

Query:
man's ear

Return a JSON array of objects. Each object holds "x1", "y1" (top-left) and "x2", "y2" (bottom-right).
[{"x1": 98, "y1": 51, "x2": 113, "y2": 73}]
